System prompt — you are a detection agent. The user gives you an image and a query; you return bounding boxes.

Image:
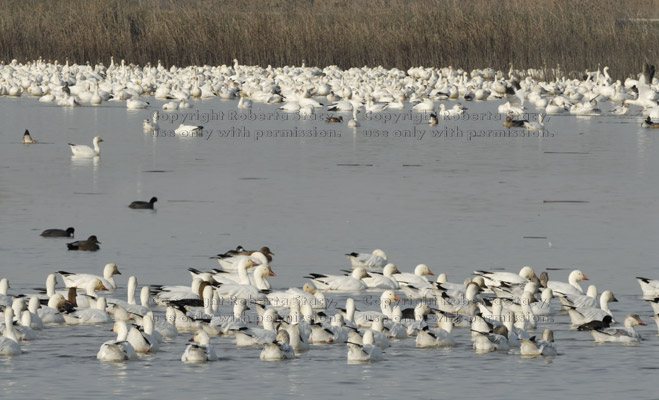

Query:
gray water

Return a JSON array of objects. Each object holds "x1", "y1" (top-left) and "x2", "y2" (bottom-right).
[{"x1": 1, "y1": 95, "x2": 659, "y2": 399}]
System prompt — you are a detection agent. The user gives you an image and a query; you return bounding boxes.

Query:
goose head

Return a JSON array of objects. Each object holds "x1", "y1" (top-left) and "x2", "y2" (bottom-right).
[
  {"x1": 104, "y1": 263, "x2": 121, "y2": 279},
  {"x1": 414, "y1": 264, "x2": 434, "y2": 277}
]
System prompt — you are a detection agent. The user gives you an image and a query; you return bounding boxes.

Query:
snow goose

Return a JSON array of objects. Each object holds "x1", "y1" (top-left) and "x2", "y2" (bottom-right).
[
  {"x1": 0, "y1": 308, "x2": 21, "y2": 356},
  {"x1": 69, "y1": 136, "x2": 103, "y2": 157},
  {"x1": 127, "y1": 319, "x2": 160, "y2": 353},
  {"x1": 182, "y1": 330, "x2": 217, "y2": 362},
  {"x1": 260, "y1": 330, "x2": 295, "y2": 361},
  {"x1": 636, "y1": 277, "x2": 659, "y2": 297},
  {"x1": 16, "y1": 311, "x2": 37, "y2": 341},
  {"x1": 520, "y1": 331, "x2": 557, "y2": 357},
  {"x1": 143, "y1": 111, "x2": 160, "y2": 132},
  {"x1": 589, "y1": 314, "x2": 646, "y2": 343},
  {"x1": 213, "y1": 253, "x2": 263, "y2": 272},
  {"x1": 557, "y1": 284, "x2": 598, "y2": 309},
  {"x1": 567, "y1": 290, "x2": 617, "y2": 326},
  {"x1": 231, "y1": 308, "x2": 278, "y2": 346},
  {"x1": 58, "y1": 263, "x2": 121, "y2": 291},
  {"x1": 416, "y1": 321, "x2": 455, "y2": 348},
  {"x1": 41, "y1": 227, "x2": 75, "y2": 238},
  {"x1": 129, "y1": 197, "x2": 158, "y2": 209},
  {"x1": 126, "y1": 99, "x2": 149, "y2": 109},
  {"x1": 154, "y1": 308, "x2": 178, "y2": 339},
  {"x1": 66, "y1": 235, "x2": 101, "y2": 251},
  {"x1": 546, "y1": 270, "x2": 589, "y2": 296},
  {"x1": 174, "y1": 124, "x2": 203, "y2": 136},
  {"x1": 213, "y1": 266, "x2": 273, "y2": 301},
  {"x1": 345, "y1": 249, "x2": 388, "y2": 269},
  {"x1": 306, "y1": 267, "x2": 370, "y2": 292},
  {"x1": 475, "y1": 266, "x2": 536, "y2": 289},
  {"x1": 362, "y1": 263, "x2": 401, "y2": 290},
  {"x1": 351, "y1": 290, "x2": 401, "y2": 327},
  {"x1": 0, "y1": 278, "x2": 12, "y2": 307},
  {"x1": 97, "y1": 320, "x2": 137, "y2": 361},
  {"x1": 403, "y1": 302, "x2": 430, "y2": 336},
  {"x1": 347, "y1": 330, "x2": 383, "y2": 362},
  {"x1": 498, "y1": 82, "x2": 525, "y2": 115},
  {"x1": 395, "y1": 264, "x2": 434, "y2": 292},
  {"x1": 66, "y1": 296, "x2": 112, "y2": 324},
  {"x1": 267, "y1": 282, "x2": 326, "y2": 310},
  {"x1": 26, "y1": 297, "x2": 44, "y2": 330},
  {"x1": 412, "y1": 98, "x2": 435, "y2": 112}
]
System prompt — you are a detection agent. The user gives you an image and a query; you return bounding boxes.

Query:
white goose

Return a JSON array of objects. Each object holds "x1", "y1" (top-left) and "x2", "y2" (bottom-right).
[
  {"x1": 69, "y1": 136, "x2": 103, "y2": 157},
  {"x1": 0, "y1": 308, "x2": 21, "y2": 356},
  {"x1": 546, "y1": 270, "x2": 589, "y2": 296},
  {"x1": 362, "y1": 263, "x2": 400, "y2": 290},
  {"x1": 589, "y1": 314, "x2": 646, "y2": 343},
  {"x1": 345, "y1": 249, "x2": 388, "y2": 269},
  {"x1": 395, "y1": 264, "x2": 435, "y2": 290},
  {"x1": 97, "y1": 320, "x2": 138, "y2": 361},
  {"x1": 306, "y1": 267, "x2": 370, "y2": 292},
  {"x1": 58, "y1": 263, "x2": 121, "y2": 291},
  {"x1": 347, "y1": 330, "x2": 383, "y2": 362},
  {"x1": 567, "y1": 290, "x2": 618, "y2": 326},
  {"x1": 260, "y1": 330, "x2": 295, "y2": 361},
  {"x1": 474, "y1": 266, "x2": 536, "y2": 289},
  {"x1": 416, "y1": 320, "x2": 455, "y2": 348},
  {"x1": 636, "y1": 277, "x2": 659, "y2": 297},
  {"x1": 232, "y1": 308, "x2": 278, "y2": 347},
  {"x1": 181, "y1": 330, "x2": 217, "y2": 362},
  {"x1": 65, "y1": 296, "x2": 112, "y2": 324}
]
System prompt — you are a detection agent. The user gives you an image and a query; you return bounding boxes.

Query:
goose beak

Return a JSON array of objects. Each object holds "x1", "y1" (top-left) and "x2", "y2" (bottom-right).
[
  {"x1": 268, "y1": 270, "x2": 276, "y2": 276},
  {"x1": 393, "y1": 294, "x2": 402, "y2": 301},
  {"x1": 582, "y1": 274, "x2": 590, "y2": 280}
]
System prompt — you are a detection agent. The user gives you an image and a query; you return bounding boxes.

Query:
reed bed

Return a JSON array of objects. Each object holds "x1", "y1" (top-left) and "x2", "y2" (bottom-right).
[{"x1": 0, "y1": 0, "x2": 657, "y2": 79}]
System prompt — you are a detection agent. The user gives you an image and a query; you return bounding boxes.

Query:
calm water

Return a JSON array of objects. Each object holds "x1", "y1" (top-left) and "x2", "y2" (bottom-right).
[{"x1": 1, "y1": 95, "x2": 659, "y2": 399}]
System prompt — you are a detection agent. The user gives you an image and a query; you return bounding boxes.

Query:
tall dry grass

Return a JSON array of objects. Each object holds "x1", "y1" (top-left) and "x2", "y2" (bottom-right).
[{"x1": 0, "y1": 0, "x2": 657, "y2": 79}]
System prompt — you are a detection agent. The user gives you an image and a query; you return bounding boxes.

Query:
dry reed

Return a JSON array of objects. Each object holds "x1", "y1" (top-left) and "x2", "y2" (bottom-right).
[{"x1": 0, "y1": 0, "x2": 657, "y2": 79}]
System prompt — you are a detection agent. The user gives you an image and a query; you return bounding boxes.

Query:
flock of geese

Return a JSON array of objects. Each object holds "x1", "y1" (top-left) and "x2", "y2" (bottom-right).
[
  {"x1": 2, "y1": 58, "x2": 659, "y2": 147},
  {"x1": 1, "y1": 244, "x2": 658, "y2": 362},
  {"x1": 2, "y1": 57, "x2": 659, "y2": 363}
]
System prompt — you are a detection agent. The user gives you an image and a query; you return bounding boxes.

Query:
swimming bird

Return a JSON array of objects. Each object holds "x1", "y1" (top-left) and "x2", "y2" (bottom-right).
[
  {"x1": 325, "y1": 116, "x2": 343, "y2": 123},
  {"x1": 69, "y1": 136, "x2": 103, "y2": 157},
  {"x1": 97, "y1": 320, "x2": 137, "y2": 361},
  {"x1": 641, "y1": 116, "x2": 659, "y2": 128},
  {"x1": 0, "y1": 308, "x2": 22, "y2": 356},
  {"x1": 362, "y1": 263, "x2": 401, "y2": 290},
  {"x1": 520, "y1": 329, "x2": 557, "y2": 356},
  {"x1": 305, "y1": 267, "x2": 371, "y2": 291},
  {"x1": 126, "y1": 99, "x2": 149, "y2": 109},
  {"x1": 260, "y1": 330, "x2": 295, "y2": 361},
  {"x1": 143, "y1": 111, "x2": 160, "y2": 132},
  {"x1": 637, "y1": 276, "x2": 659, "y2": 297},
  {"x1": 346, "y1": 249, "x2": 388, "y2": 269},
  {"x1": 66, "y1": 235, "x2": 101, "y2": 251},
  {"x1": 546, "y1": 270, "x2": 589, "y2": 296},
  {"x1": 22, "y1": 129, "x2": 37, "y2": 144},
  {"x1": 174, "y1": 124, "x2": 203, "y2": 136},
  {"x1": 129, "y1": 197, "x2": 158, "y2": 209},
  {"x1": 523, "y1": 114, "x2": 545, "y2": 131},
  {"x1": 504, "y1": 114, "x2": 529, "y2": 128},
  {"x1": 181, "y1": 330, "x2": 217, "y2": 362},
  {"x1": 58, "y1": 263, "x2": 121, "y2": 290},
  {"x1": 429, "y1": 112, "x2": 438, "y2": 126},
  {"x1": 347, "y1": 330, "x2": 383, "y2": 362},
  {"x1": 41, "y1": 227, "x2": 74, "y2": 237},
  {"x1": 589, "y1": 313, "x2": 646, "y2": 343}
]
